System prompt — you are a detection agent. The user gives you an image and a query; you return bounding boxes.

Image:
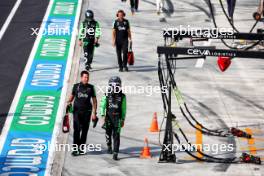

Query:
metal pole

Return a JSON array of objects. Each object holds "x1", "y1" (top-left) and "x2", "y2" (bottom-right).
[{"x1": 159, "y1": 81, "x2": 176, "y2": 163}]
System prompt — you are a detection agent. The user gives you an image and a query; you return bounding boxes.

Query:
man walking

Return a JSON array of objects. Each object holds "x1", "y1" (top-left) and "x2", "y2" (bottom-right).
[
  {"x1": 67, "y1": 71, "x2": 97, "y2": 156},
  {"x1": 112, "y1": 10, "x2": 132, "y2": 72}
]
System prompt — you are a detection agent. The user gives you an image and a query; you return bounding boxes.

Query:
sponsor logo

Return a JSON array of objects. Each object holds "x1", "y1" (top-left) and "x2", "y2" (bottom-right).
[
  {"x1": 187, "y1": 49, "x2": 236, "y2": 57},
  {"x1": 187, "y1": 49, "x2": 211, "y2": 56}
]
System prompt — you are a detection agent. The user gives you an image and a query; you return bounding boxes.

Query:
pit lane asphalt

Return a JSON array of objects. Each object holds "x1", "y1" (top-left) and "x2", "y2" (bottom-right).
[{"x1": 0, "y1": 0, "x2": 49, "y2": 133}]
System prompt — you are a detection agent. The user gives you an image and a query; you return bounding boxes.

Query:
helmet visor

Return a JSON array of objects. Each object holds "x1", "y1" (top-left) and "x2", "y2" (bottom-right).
[{"x1": 108, "y1": 82, "x2": 122, "y2": 94}]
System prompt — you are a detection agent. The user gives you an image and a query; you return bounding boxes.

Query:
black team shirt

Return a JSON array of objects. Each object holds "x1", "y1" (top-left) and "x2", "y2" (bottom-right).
[
  {"x1": 72, "y1": 82, "x2": 96, "y2": 111},
  {"x1": 113, "y1": 19, "x2": 130, "y2": 43}
]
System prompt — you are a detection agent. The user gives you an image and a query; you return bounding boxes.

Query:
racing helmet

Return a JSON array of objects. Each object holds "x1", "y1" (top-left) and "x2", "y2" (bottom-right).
[
  {"x1": 108, "y1": 76, "x2": 122, "y2": 94},
  {"x1": 85, "y1": 10, "x2": 94, "y2": 21}
]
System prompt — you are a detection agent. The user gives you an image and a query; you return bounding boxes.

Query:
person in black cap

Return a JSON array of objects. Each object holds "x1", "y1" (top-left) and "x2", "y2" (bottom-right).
[
  {"x1": 79, "y1": 10, "x2": 101, "y2": 70},
  {"x1": 112, "y1": 10, "x2": 132, "y2": 72},
  {"x1": 67, "y1": 70, "x2": 97, "y2": 156}
]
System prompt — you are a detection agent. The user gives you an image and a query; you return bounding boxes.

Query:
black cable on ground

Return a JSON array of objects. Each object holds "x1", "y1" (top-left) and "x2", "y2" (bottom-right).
[
  {"x1": 249, "y1": 20, "x2": 259, "y2": 33},
  {"x1": 173, "y1": 132, "x2": 239, "y2": 163},
  {"x1": 166, "y1": 59, "x2": 231, "y2": 136},
  {"x1": 183, "y1": 103, "x2": 224, "y2": 133},
  {"x1": 218, "y1": 0, "x2": 239, "y2": 32},
  {"x1": 208, "y1": 0, "x2": 261, "y2": 50},
  {"x1": 157, "y1": 57, "x2": 243, "y2": 163},
  {"x1": 218, "y1": 0, "x2": 259, "y2": 33},
  {"x1": 158, "y1": 57, "x2": 231, "y2": 137},
  {"x1": 160, "y1": 55, "x2": 254, "y2": 140},
  {"x1": 179, "y1": 106, "x2": 229, "y2": 137},
  {"x1": 160, "y1": 56, "x2": 252, "y2": 140},
  {"x1": 174, "y1": 121, "x2": 236, "y2": 161}
]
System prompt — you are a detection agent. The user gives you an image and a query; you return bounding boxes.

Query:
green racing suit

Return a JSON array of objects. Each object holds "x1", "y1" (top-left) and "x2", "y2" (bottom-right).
[
  {"x1": 78, "y1": 20, "x2": 101, "y2": 68},
  {"x1": 100, "y1": 93, "x2": 126, "y2": 153}
]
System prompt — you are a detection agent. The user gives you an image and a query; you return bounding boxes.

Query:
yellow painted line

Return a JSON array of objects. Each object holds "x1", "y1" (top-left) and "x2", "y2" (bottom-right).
[
  {"x1": 196, "y1": 124, "x2": 203, "y2": 159},
  {"x1": 183, "y1": 156, "x2": 196, "y2": 161},
  {"x1": 245, "y1": 128, "x2": 255, "y2": 145},
  {"x1": 248, "y1": 146, "x2": 257, "y2": 155},
  {"x1": 245, "y1": 128, "x2": 257, "y2": 155}
]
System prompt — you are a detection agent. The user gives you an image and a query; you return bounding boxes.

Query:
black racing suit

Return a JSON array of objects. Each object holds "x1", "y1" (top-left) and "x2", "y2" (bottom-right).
[
  {"x1": 113, "y1": 19, "x2": 130, "y2": 70},
  {"x1": 72, "y1": 83, "x2": 96, "y2": 149},
  {"x1": 100, "y1": 93, "x2": 126, "y2": 154}
]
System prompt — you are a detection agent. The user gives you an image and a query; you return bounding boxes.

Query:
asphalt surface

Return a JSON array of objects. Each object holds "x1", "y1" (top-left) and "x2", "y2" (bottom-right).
[
  {"x1": 61, "y1": 0, "x2": 264, "y2": 175},
  {"x1": 0, "y1": 0, "x2": 17, "y2": 28},
  {"x1": 0, "y1": 0, "x2": 49, "y2": 132}
]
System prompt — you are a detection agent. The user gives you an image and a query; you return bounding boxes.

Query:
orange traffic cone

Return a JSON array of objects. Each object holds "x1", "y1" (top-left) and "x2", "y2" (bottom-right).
[
  {"x1": 149, "y1": 112, "x2": 159, "y2": 132},
  {"x1": 140, "y1": 137, "x2": 152, "y2": 159}
]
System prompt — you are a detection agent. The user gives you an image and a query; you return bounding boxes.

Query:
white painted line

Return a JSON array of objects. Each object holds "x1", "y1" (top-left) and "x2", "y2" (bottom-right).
[
  {"x1": 0, "y1": 0, "x2": 22, "y2": 40},
  {"x1": 195, "y1": 39, "x2": 212, "y2": 68},
  {"x1": 0, "y1": 0, "x2": 54, "y2": 155},
  {"x1": 195, "y1": 58, "x2": 205, "y2": 68}
]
